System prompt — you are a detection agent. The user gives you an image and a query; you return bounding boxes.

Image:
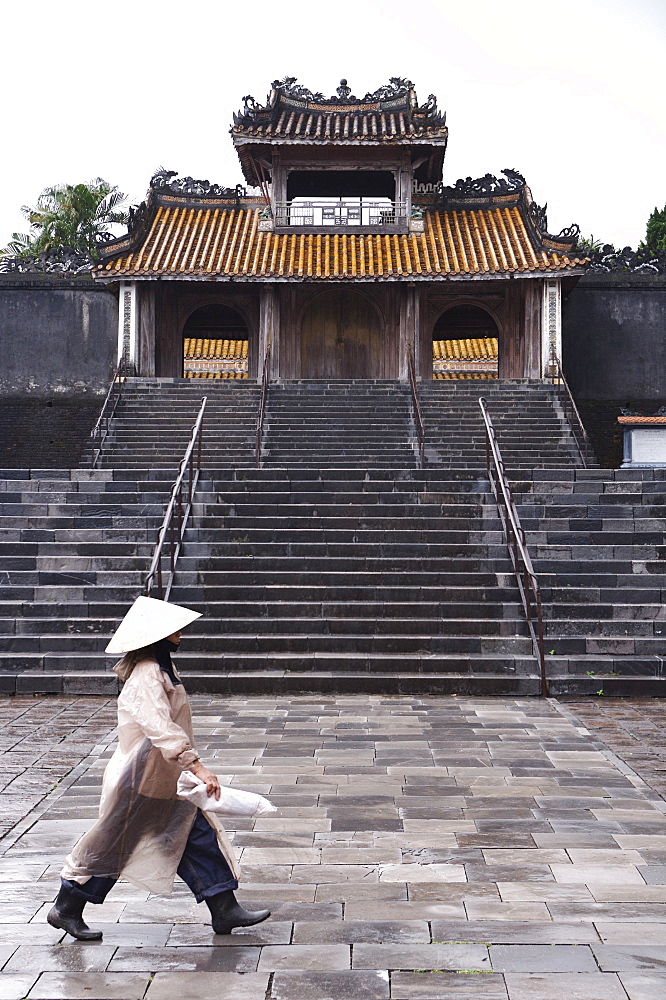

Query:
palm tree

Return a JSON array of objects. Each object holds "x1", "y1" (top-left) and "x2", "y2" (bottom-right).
[{"x1": 2, "y1": 179, "x2": 128, "y2": 259}]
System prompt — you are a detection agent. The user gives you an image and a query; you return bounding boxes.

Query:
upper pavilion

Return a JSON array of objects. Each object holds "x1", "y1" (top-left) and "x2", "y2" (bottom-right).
[{"x1": 95, "y1": 77, "x2": 586, "y2": 382}]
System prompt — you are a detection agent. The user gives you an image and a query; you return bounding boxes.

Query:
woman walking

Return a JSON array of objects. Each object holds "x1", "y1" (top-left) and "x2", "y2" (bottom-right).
[{"x1": 48, "y1": 596, "x2": 270, "y2": 941}]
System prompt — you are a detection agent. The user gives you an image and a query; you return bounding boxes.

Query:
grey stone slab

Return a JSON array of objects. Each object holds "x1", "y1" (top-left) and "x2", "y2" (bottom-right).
[
  {"x1": 5, "y1": 943, "x2": 116, "y2": 973},
  {"x1": 407, "y1": 882, "x2": 499, "y2": 901},
  {"x1": 431, "y1": 921, "x2": 598, "y2": 944},
  {"x1": 504, "y1": 972, "x2": 628, "y2": 1000},
  {"x1": 118, "y1": 899, "x2": 201, "y2": 923},
  {"x1": 596, "y1": 922, "x2": 666, "y2": 944},
  {"x1": 497, "y1": 882, "x2": 593, "y2": 902},
  {"x1": 0, "y1": 904, "x2": 42, "y2": 923},
  {"x1": 0, "y1": 975, "x2": 38, "y2": 1000},
  {"x1": 258, "y1": 944, "x2": 350, "y2": 971},
  {"x1": 89, "y1": 923, "x2": 172, "y2": 947},
  {"x1": 619, "y1": 972, "x2": 666, "y2": 999},
  {"x1": 390, "y1": 971, "x2": 508, "y2": 999},
  {"x1": 346, "y1": 901, "x2": 465, "y2": 922},
  {"x1": 0, "y1": 945, "x2": 17, "y2": 966},
  {"x1": 168, "y1": 920, "x2": 292, "y2": 946},
  {"x1": 27, "y1": 972, "x2": 150, "y2": 999},
  {"x1": 489, "y1": 945, "x2": 597, "y2": 972},
  {"x1": 146, "y1": 972, "x2": 270, "y2": 1000},
  {"x1": 315, "y1": 883, "x2": 408, "y2": 902},
  {"x1": 639, "y1": 866, "x2": 666, "y2": 884},
  {"x1": 270, "y1": 970, "x2": 390, "y2": 1000},
  {"x1": 592, "y1": 945, "x2": 666, "y2": 971},
  {"x1": 261, "y1": 902, "x2": 342, "y2": 922},
  {"x1": 293, "y1": 921, "x2": 430, "y2": 944},
  {"x1": 549, "y1": 901, "x2": 666, "y2": 921},
  {"x1": 108, "y1": 946, "x2": 260, "y2": 972},
  {"x1": 465, "y1": 865, "x2": 555, "y2": 882},
  {"x1": 352, "y1": 943, "x2": 490, "y2": 971}
]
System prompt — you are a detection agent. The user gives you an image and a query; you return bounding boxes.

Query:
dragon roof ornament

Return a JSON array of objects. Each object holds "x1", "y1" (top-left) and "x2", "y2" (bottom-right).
[{"x1": 150, "y1": 169, "x2": 245, "y2": 200}]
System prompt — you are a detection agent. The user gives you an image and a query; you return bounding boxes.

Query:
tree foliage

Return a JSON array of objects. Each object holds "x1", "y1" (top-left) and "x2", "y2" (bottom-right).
[
  {"x1": 2, "y1": 179, "x2": 128, "y2": 259},
  {"x1": 644, "y1": 204, "x2": 666, "y2": 254}
]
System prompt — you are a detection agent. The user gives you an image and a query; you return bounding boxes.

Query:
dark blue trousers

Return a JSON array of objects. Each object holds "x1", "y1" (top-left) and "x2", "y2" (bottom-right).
[{"x1": 62, "y1": 809, "x2": 238, "y2": 904}]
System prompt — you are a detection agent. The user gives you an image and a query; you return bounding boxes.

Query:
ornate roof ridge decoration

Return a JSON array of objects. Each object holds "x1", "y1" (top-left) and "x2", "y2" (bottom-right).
[
  {"x1": 419, "y1": 168, "x2": 581, "y2": 254},
  {"x1": 442, "y1": 168, "x2": 527, "y2": 199},
  {"x1": 525, "y1": 197, "x2": 580, "y2": 254},
  {"x1": 233, "y1": 76, "x2": 446, "y2": 128},
  {"x1": 150, "y1": 169, "x2": 246, "y2": 200},
  {"x1": 586, "y1": 244, "x2": 666, "y2": 274},
  {"x1": 0, "y1": 246, "x2": 96, "y2": 274}
]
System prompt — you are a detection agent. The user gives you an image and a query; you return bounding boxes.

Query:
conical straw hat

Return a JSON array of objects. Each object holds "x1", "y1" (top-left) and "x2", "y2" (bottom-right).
[{"x1": 105, "y1": 596, "x2": 202, "y2": 654}]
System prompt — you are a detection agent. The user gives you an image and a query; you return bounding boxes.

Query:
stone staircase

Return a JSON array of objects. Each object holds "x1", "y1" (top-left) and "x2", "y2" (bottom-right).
[
  {"x1": 84, "y1": 377, "x2": 585, "y2": 471},
  {"x1": 261, "y1": 381, "x2": 417, "y2": 467},
  {"x1": 0, "y1": 468, "x2": 173, "y2": 693},
  {"x1": 167, "y1": 468, "x2": 540, "y2": 694},
  {"x1": 90, "y1": 379, "x2": 261, "y2": 470},
  {"x1": 1, "y1": 377, "x2": 663, "y2": 696},
  {"x1": 420, "y1": 380, "x2": 586, "y2": 469},
  {"x1": 515, "y1": 467, "x2": 666, "y2": 695}
]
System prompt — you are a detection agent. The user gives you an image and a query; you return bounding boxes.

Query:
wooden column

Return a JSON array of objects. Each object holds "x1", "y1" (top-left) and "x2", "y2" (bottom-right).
[
  {"x1": 137, "y1": 283, "x2": 156, "y2": 376},
  {"x1": 155, "y1": 282, "x2": 180, "y2": 377},
  {"x1": 398, "y1": 285, "x2": 419, "y2": 381},
  {"x1": 524, "y1": 278, "x2": 544, "y2": 378},
  {"x1": 258, "y1": 285, "x2": 279, "y2": 381}
]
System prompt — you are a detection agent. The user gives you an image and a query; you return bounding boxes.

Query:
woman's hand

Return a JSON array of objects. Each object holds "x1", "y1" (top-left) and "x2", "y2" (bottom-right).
[{"x1": 190, "y1": 761, "x2": 221, "y2": 800}]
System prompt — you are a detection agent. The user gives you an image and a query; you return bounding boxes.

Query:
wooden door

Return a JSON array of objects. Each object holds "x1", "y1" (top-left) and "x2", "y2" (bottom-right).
[{"x1": 300, "y1": 289, "x2": 382, "y2": 378}]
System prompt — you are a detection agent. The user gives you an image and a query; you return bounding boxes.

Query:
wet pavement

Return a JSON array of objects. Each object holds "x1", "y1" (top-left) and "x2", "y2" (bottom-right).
[{"x1": 1, "y1": 694, "x2": 666, "y2": 1000}]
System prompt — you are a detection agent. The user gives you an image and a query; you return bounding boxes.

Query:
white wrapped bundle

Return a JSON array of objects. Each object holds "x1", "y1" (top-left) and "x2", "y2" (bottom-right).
[{"x1": 177, "y1": 771, "x2": 277, "y2": 816}]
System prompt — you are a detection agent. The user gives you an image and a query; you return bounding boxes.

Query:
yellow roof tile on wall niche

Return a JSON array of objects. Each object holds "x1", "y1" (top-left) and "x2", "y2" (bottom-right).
[
  {"x1": 183, "y1": 338, "x2": 248, "y2": 360},
  {"x1": 433, "y1": 372, "x2": 497, "y2": 380},
  {"x1": 183, "y1": 371, "x2": 249, "y2": 379},
  {"x1": 100, "y1": 207, "x2": 585, "y2": 280},
  {"x1": 433, "y1": 338, "x2": 498, "y2": 361}
]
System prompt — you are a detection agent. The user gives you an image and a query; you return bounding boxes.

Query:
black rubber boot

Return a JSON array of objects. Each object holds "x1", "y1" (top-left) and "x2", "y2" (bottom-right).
[
  {"x1": 47, "y1": 886, "x2": 103, "y2": 941},
  {"x1": 205, "y1": 890, "x2": 270, "y2": 935}
]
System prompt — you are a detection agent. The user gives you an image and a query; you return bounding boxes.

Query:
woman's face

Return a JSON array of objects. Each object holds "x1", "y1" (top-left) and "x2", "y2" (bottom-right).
[{"x1": 166, "y1": 631, "x2": 181, "y2": 645}]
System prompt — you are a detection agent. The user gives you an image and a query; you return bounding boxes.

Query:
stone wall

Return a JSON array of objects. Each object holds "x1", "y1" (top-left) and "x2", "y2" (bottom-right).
[
  {"x1": 0, "y1": 275, "x2": 117, "y2": 396},
  {"x1": 0, "y1": 276, "x2": 118, "y2": 467},
  {"x1": 563, "y1": 272, "x2": 666, "y2": 401}
]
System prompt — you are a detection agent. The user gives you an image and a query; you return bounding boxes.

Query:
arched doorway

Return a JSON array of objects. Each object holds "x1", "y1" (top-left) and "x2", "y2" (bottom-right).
[
  {"x1": 301, "y1": 289, "x2": 382, "y2": 378},
  {"x1": 432, "y1": 305, "x2": 499, "y2": 380},
  {"x1": 182, "y1": 304, "x2": 248, "y2": 379}
]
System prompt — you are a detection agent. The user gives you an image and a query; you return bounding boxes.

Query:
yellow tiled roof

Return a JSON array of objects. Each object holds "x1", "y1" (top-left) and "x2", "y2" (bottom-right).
[
  {"x1": 184, "y1": 338, "x2": 248, "y2": 360},
  {"x1": 433, "y1": 371, "x2": 497, "y2": 380},
  {"x1": 184, "y1": 370, "x2": 248, "y2": 379},
  {"x1": 433, "y1": 337, "x2": 498, "y2": 362},
  {"x1": 99, "y1": 206, "x2": 585, "y2": 279}
]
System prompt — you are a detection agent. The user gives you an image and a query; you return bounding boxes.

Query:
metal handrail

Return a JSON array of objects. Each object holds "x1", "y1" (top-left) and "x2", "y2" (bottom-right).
[
  {"x1": 255, "y1": 344, "x2": 271, "y2": 468},
  {"x1": 144, "y1": 397, "x2": 207, "y2": 600},
  {"x1": 407, "y1": 347, "x2": 425, "y2": 468},
  {"x1": 549, "y1": 356, "x2": 593, "y2": 468},
  {"x1": 90, "y1": 359, "x2": 130, "y2": 468},
  {"x1": 479, "y1": 397, "x2": 547, "y2": 696}
]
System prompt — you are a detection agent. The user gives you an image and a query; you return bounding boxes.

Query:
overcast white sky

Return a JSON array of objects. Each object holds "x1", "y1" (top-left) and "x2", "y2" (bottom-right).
[{"x1": 1, "y1": 0, "x2": 664, "y2": 250}]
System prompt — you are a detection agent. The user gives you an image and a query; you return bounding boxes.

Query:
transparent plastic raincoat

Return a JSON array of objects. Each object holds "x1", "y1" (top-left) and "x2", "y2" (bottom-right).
[{"x1": 61, "y1": 657, "x2": 240, "y2": 896}]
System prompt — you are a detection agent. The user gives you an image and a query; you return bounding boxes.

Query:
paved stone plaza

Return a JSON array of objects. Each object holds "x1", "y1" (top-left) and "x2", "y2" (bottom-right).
[{"x1": 1, "y1": 695, "x2": 666, "y2": 1000}]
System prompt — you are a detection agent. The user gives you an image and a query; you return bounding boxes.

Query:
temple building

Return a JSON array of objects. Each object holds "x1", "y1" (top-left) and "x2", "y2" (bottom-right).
[{"x1": 96, "y1": 76, "x2": 586, "y2": 381}]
